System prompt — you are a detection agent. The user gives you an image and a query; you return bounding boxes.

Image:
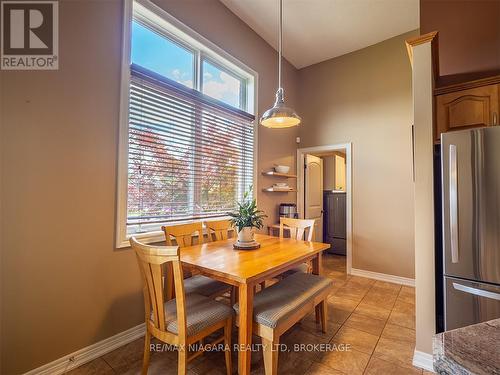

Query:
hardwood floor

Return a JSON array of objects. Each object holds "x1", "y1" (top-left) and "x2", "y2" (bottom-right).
[{"x1": 68, "y1": 254, "x2": 425, "y2": 375}]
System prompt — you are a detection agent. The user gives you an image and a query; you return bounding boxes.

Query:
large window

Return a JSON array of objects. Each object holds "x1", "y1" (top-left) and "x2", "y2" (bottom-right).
[
  {"x1": 117, "y1": 1, "x2": 256, "y2": 246},
  {"x1": 131, "y1": 21, "x2": 194, "y2": 88}
]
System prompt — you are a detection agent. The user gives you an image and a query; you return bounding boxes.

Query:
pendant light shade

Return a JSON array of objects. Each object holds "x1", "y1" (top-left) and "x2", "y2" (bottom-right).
[
  {"x1": 260, "y1": 0, "x2": 301, "y2": 128},
  {"x1": 260, "y1": 88, "x2": 301, "y2": 128}
]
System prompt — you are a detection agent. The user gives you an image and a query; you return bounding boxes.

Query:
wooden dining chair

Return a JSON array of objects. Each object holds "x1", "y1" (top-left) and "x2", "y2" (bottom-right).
[
  {"x1": 161, "y1": 222, "x2": 232, "y2": 300},
  {"x1": 130, "y1": 237, "x2": 233, "y2": 375},
  {"x1": 279, "y1": 217, "x2": 315, "y2": 241},
  {"x1": 204, "y1": 220, "x2": 265, "y2": 299},
  {"x1": 233, "y1": 272, "x2": 333, "y2": 375},
  {"x1": 205, "y1": 219, "x2": 233, "y2": 241},
  {"x1": 279, "y1": 217, "x2": 316, "y2": 274},
  {"x1": 162, "y1": 222, "x2": 205, "y2": 247},
  {"x1": 204, "y1": 219, "x2": 250, "y2": 302},
  {"x1": 205, "y1": 219, "x2": 267, "y2": 294}
]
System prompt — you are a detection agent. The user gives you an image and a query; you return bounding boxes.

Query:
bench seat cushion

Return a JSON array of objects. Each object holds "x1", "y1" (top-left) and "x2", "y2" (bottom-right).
[
  {"x1": 281, "y1": 262, "x2": 309, "y2": 277},
  {"x1": 160, "y1": 293, "x2": 233, "y2": 336},
  {"x1": 185, "y1": 275, "x2": 231, "y2": 297},
  {"x1": 233, "y1": 272, "x2": 333, "y2": 328}
]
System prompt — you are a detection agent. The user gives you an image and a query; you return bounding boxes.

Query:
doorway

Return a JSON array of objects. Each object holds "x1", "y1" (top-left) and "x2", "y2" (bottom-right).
[{"x1": 297, "y1": 144, "x2": 352, "y2": 274}]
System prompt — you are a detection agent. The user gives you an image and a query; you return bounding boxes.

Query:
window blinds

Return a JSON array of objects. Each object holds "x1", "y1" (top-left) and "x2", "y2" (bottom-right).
[{"x1": 127, "y1": 64, "x2": 255, "y2": 233}]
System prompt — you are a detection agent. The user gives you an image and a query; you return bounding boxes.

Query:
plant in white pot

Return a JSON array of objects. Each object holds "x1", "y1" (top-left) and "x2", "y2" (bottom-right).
[{"x1": 228, "y1": 186, "x2": 267, "y2": 244}]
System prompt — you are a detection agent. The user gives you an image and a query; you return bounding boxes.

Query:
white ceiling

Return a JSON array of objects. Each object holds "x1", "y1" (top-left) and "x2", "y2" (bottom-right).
[{"x1": 220, "y1": 0, "x2": 419, "y2": 69}]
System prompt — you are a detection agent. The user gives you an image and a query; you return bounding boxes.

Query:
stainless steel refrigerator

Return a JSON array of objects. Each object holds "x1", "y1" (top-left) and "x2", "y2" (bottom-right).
[{"x1": 442, "y1": 126, "x2": 500, "y2": 331}]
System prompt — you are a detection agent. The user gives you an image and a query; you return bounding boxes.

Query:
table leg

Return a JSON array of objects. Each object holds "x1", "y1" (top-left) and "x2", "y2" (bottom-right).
[
  {"x1": 238, "y1": 283, "x2": 253, "y2": 375},
  {"x1": 312, "y1": 252, "x2": 323, "y2": 322},
  {"x1": 311, "y1": 251, "x2": 322, "y2": 275}
]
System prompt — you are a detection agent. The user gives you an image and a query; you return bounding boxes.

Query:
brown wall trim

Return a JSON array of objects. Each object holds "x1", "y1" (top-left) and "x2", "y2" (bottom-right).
[
  {"x1": 434, "y1": 74, "x2": 500, "y2": 96},
  {"x1": 405, "y1": 31, "x2": 439, "y2": 84},
  {"x1": 405, "y1": 31, "x2": 439, "y2": 48}
]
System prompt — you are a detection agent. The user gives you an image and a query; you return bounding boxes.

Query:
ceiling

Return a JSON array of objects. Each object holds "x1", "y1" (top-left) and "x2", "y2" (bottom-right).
[{"x1": 220, "y1": 0, "x2": 419, "y2": 69}]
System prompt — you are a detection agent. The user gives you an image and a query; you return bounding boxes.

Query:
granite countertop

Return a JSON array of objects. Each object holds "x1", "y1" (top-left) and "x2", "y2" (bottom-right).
[{"x1": 433, "y1": 318, "x2": 500, "y2": 374}]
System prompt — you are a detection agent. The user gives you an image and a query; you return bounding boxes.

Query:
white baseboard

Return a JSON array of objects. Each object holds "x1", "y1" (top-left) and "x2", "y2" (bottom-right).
[
  {"x1": 24, "y1": 323, "x2": 145, "y2": 375},
  {"x1": 413, "y1": 350, "x2": 435, "y2": 372},
  {"x1": 350, "y1": 268, "x2": 415, "y2": 287}
]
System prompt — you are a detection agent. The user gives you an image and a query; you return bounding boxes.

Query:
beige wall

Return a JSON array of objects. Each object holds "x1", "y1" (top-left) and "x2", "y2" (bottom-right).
[
  {"x1": 297, "y1": 31, "x2": 418, "y2": 278},
  {"x1": 0, "y1": 1, "x2": 298, "y2": 373}
]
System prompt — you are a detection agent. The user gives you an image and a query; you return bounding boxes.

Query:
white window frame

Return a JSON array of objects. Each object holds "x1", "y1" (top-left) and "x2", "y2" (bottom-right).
[{"x1": 116, "y1": 0, "x2": 258, "y2": 248}]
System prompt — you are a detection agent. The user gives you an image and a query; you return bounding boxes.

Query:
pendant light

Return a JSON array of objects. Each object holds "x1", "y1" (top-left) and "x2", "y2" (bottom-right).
[{"x1": 260, "y1": 0, "x2": 301, "y2": 128}]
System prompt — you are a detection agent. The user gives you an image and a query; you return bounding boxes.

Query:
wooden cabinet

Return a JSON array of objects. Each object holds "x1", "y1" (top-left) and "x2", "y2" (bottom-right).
[{"x1": 435, "y1": 84, "x2": 499, "y2": 142}]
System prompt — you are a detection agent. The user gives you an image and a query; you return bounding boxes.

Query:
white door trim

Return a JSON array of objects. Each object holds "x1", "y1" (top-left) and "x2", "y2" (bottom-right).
[{"x1": 297, "y1": 143, "x2": 352, "y2": 274}]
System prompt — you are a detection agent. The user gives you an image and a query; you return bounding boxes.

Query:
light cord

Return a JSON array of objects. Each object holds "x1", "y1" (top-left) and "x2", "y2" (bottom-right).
[{"x1": 278, "y1": 0, "x2": 283, "y2": 90}]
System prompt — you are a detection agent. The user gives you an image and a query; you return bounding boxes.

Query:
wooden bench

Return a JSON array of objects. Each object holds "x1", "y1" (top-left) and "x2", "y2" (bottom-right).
[{"x1": 234, "y1": 272, "x2": 333, "y2": 374}]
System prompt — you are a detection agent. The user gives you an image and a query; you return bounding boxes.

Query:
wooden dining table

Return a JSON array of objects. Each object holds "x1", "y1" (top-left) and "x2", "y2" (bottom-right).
[{"x1": 180, "y1": 233, "x2": 330, "y2": 375}]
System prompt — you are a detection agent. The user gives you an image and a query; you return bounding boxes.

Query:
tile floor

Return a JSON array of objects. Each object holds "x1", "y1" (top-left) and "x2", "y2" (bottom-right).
[{"x1": 67, "y1": 254, "x2": 431, "y2": 375}]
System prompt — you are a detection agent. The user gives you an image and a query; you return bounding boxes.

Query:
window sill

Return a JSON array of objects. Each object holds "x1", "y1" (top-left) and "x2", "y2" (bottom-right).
[
  {"x1": 116, "y1": 217, "x2": 234, "y2": 249},
  {"x1": 116, "y1": 230, "x2": 165, "y2": 249}
]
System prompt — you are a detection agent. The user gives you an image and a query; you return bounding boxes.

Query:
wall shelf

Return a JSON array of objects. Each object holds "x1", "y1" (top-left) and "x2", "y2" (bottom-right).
[
  {"x1": 262, "y1": 187, "x2": 297, "y2": 193},
  {"x1": 261, "y1": 171, "x2": 297, "y2": 178}
]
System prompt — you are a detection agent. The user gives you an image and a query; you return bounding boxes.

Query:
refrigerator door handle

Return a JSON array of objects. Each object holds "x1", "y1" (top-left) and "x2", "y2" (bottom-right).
[
  {"x1": 453, "y1": 282, "x2": 500, "y2": 301},
  {"x1": 449, "y1": 144, "x2": 459, "y2": 263}
]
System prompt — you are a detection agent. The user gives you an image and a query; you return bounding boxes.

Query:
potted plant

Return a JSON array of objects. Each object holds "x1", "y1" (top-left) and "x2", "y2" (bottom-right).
[{"x1": 228, "y1": 186, "x2": 267, "y2": 243}]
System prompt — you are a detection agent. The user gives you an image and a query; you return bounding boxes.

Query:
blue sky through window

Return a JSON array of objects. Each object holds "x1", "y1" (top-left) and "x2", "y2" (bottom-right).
[
  {"x1": 132, "y1": 20, "x2": 244, "y2": 110},
  {"x1": 202, "y1": 60, "x2": 241, "y2": 109},
  {"x1": 131, "y1": 20, "x2": 194, "y2": 88}
]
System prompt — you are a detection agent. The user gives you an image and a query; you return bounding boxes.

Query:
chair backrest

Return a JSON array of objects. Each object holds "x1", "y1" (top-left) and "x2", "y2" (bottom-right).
[
  {"x1": 130, "y1": 237, "x2": 187, "y2": 340},
  {"x1": 205, "y1": 219, "x2": 232, "y2": 241},
  {"x1": 279, "y1": 217, "x2": 315, "y2": 241},
  {"x1": 162, "y1": 222, "x2": 204, "y2": 248}
]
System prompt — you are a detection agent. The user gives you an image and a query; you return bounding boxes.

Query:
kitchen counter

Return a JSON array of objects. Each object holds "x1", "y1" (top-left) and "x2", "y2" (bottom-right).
[{"x1": 433, "y1": 318, "x2": 500, "y2": 374}]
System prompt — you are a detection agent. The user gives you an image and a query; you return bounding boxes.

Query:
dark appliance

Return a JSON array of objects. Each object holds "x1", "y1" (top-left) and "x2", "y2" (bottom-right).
[
  {"x1": 323, "y1": 191, "x2": 346, "y2": 255},
  {"x1": 434, "y1": 143, "x2": 444, "y2": 333},
  {"x1": 441, "y1": 126, "x2": 500, "y2": 331},
  {"x1": 279, "y1": 203, "x2": 298, "y2": 219}
]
